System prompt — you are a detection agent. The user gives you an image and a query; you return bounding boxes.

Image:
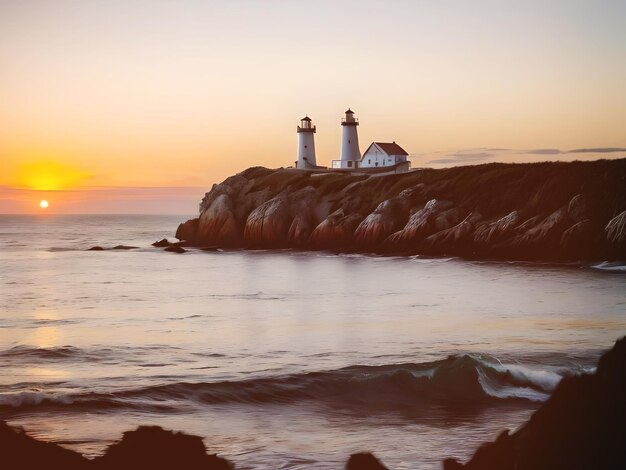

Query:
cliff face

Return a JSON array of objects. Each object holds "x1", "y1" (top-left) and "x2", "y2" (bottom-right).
[{"x1": 176, "y1": 159, "x2": 626, "y2": 260}]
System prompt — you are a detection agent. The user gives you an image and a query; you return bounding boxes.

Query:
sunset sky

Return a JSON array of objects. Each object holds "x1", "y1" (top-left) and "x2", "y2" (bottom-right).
[{"x1": 1, "y1": 0, "x2": 625, "y2": 213}]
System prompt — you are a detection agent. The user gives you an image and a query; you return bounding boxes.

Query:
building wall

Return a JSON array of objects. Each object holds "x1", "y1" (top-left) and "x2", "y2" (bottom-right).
[
  {"x1": 340, "y1": 125, "x2": 361, "y2": 162},
  {"x1": 331, "y1": 159, "x2": 358, "y2": 169},
  {"x1": 296, "y1": 132, "x2": 316, "y2": 169},
  {"x1": 359, "y1": 144, "x2": 407, "y2": 168}
]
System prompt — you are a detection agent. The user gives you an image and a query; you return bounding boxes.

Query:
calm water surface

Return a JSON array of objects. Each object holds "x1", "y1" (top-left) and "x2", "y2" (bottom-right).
[{"x1": 1, "y1": 215, "x2": 625, "y2": 469}]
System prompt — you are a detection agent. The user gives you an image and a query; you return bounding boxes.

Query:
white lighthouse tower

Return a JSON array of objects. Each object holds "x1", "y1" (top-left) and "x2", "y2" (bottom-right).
[
  {"x1": 338, "y1": 108, "x2": 361, "y2": 169},
  {"x1": 296, "y1": 116, "x2": 317, "y2": 169}
]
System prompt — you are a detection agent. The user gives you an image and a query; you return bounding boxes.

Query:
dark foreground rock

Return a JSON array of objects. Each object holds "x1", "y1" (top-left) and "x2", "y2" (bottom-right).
[
  {"x1": 346, "y1": 452, "x2": 389, "y2": 469},
  {"x1": 173, "y1": 159, "x2": 626, "y2": 261},
  {"x1": 0, "y1": 422, "x2": 232, "y2": 470},
  {"x1": 443, "y1": 336, "x2": 626, "y2": 470},
  {"x1": 0, "y1": 420, "x2": 89, "y2": 470},
  {"x1": 92, "y1": 426, "x2": 232, "y2": 469}
]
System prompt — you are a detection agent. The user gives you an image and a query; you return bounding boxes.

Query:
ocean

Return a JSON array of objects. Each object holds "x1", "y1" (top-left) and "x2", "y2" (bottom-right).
[{"x1": 1, "y1": 214, "x2": 625, "y2": 469}]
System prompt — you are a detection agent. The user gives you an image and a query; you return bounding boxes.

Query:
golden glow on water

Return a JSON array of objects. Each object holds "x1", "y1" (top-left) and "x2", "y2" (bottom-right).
[
  {"x1": 29, "y1": 326, "x2": 60, "y2": 349},
  {"x1": 24, "y1": 367, "x2": 71, "y2": 380}
]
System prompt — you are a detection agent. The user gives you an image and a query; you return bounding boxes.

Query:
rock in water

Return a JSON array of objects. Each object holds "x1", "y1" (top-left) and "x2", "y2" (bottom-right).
[
  {"x1": 443, "y1": 336, "x2": 626, "y2": 470},
  {"x1": 92, "y1": 426, "x2": 233, "y2": 470},
  {"x1": 164, "y1": 246, "x2": 186, "y2": 253},
  {"x1": 346, "y1": 452, "x2": 389, "y2": 470},
  {"x1": 0, "y1": 421, "x2": 89, "y2": 470}
]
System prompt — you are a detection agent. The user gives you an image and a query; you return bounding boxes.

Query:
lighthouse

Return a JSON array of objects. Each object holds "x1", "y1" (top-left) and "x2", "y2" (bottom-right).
[
  {"x1": 339, "y1": 109, "x2": 361, "y2": 168},
  {"x1": 296, "y1": 116, "x2": 317, "y2": 169}
]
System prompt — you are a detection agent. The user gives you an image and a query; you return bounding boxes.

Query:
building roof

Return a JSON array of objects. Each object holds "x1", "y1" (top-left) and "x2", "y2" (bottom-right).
[
  {"x1": 372, "y1": 142, "x2": 409, "y2": 156},
  {"x1": 345, "y1": 108, "x2": 354, "y2": 114},
  {"x1": 301, "y1": 116, "x2": 312, "y2": 121}
]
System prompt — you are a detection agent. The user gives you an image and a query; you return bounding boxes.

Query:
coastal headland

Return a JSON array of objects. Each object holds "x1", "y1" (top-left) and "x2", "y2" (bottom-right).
[{"x1": 173, "y1": 159, "x2": 626, "y2": 261}]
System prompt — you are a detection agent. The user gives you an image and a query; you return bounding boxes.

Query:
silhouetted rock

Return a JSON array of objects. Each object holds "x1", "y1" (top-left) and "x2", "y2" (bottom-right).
[
  {"x1": 93, "y1": 426, "x2": 233, "y2": 470},
  {"x1": 164, "y1": 246, "x2": 186, "y2": 253},
  {"x1": 346, "y1": 452, "x2": 389, "y2": 470},
  {"x1": 0, "y1": 421, "x2": 90, "y2": 470},
  {"x1": 443, "y1": 336, "x2": 626, "y2": 470},
  {"x1": 152, "y1": 238, "x2": 172, "y2": 247},
  {"x1": 88, "y1": 245, "x2": 138, "y2": 251},
  {"x1": 0, "y1": 422, "x2": 234, "y2": 469},
  {"x1": 172, "y1": 159, "x2": 626, "y2": 260}
]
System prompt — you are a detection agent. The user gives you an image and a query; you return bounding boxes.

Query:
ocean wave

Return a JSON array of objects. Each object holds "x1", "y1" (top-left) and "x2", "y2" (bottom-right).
[
  {"x1": 590, "y1": 261, "x2": 626, "y2": 273},
  {"x1": 0, "y1": 345, "x2": 89, "y2": 360},
  {"x1": 0, "y1": 354, "x2": 572, "y2": 414}
]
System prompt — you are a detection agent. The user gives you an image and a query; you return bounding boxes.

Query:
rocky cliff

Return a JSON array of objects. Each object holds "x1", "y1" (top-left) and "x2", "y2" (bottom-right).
[{"x1": 175, "y1": 159, "x2": 626, "y2": 261}]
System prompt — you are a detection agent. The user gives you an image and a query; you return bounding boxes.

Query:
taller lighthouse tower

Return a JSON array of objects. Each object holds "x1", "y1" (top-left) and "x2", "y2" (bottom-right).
[
  {"x1": 339, "y1": 109, "x2": 361, "y2": 168},
  {"x1": 296, "y1": 116, "x2": 317, "y2": 169}
]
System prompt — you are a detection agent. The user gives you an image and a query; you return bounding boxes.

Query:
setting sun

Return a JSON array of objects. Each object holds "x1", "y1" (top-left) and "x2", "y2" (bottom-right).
[{"x1": 39, "y1": 200, "x2": 49, "y2": 209}]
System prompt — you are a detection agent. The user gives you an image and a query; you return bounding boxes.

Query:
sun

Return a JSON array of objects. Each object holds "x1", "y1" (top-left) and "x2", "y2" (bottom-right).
[{"x1": 39, "y1": 200, "x2": 49, "y2": 209}]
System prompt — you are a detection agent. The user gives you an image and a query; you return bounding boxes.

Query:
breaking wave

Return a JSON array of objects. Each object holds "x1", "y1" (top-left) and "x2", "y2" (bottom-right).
[{"x1": 0, "y1": 354, "x2": 572, "y2": 414}]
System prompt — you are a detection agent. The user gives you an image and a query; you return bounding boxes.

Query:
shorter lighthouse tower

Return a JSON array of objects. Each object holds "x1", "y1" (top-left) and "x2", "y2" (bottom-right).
[
  {"x1": 339, "y1": 109, "x2": 361, "y2": 168},
  {"x1": 296, "y1": 116, "x2": 317, "y2": 169}
]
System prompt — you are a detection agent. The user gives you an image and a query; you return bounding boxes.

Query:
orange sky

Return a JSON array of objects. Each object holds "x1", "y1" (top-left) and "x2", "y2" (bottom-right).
[{"x1": 1, "y1": 1, "x2": 625, "y2": 213}]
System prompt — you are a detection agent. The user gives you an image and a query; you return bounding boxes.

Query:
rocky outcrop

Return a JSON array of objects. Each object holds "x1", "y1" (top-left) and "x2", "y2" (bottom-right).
[
  {"x1": 474, "y1": 211, "x2": 519, "y2": 244},
  {"x1": 346, "y1": 452, "x2": 389, "y2": 469},
  {"x1": 309, "y1": 209, "x2": 363, "y2": 249},
  {"x1": 173, "y1": 159, "x2": 626, "y2": 260},
  {"x1": 93, "y1": 426, "x2": 233, "y2": 469},
  {"x1": 385, "y1": 199, "x2": 454, "y2": 246},
  {"x1": 0, "y1": 422, "x2": 232, "y2": 470},
  {"x1": 443, "y1": 336, "x2": 626, "y2": 470},
  {"x1": 175, "y1": 218, "x2": 199, "y2": 243},
  {"x1": 354, "y1": 198, "x2": 410, "y2": 246},
  {"x1": 606, "y1": 211, "x2": 626, "y2": 247}
]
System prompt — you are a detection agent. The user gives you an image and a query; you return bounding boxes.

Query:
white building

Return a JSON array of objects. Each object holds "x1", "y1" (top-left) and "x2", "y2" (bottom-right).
[
  {"x1": 296, "y1": 109, "x2": 411, "y2": 173},
  {"x1": 359, "y1": 142, "x2": 409, "y2": 168},
  {"x1": 332, "y1": 109, "x2": 361, "y2": 169},
  {"x1": 295, "y1": 116, "x2": 318, "y2": 169}
]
